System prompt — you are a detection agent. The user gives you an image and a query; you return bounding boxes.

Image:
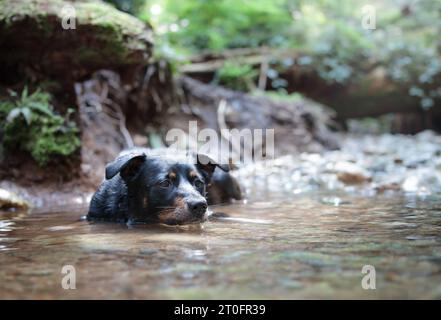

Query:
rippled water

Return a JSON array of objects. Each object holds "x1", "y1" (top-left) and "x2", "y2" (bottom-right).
[{"x1": 1, "y1": 189, "x2": 441, "y2": 299}]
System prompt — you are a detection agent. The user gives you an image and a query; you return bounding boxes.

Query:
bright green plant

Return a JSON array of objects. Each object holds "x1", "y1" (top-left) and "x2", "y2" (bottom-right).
[
  {"x1": 214, "y1": 60, "x2": 258, "y2": 91},
  {"x1": 0, "y1": 88, "x2": 81, "y2": 165},
  {"x1": 140, "y1": 0, "x2": 293, "y2": 52}
]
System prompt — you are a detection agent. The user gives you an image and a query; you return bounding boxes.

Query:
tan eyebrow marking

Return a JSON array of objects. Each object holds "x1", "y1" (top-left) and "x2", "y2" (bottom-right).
[
  {"x1": 168, "y1": 171, "x2": 177, "y2": 179},
  {"x1": 189, "y1": 170, "x2": 198, "y2": 178}
]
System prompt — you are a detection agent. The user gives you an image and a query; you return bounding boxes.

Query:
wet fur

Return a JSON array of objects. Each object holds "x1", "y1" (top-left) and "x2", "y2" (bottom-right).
[
  {"x1": 207, "y1": 169, "x2": 242, "y2": 205},
  {"x1": 88, "y1": 148, "x2": 242, "y2": 225}
]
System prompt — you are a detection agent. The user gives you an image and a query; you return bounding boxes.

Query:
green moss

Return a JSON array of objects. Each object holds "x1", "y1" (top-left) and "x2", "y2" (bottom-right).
[
  {"x1": 0, "y1": 0, "x2": 152, "y2": 67},
  {"x1": 76, "y1": 1, "x2": 146, "y2": 35},
  {"x1": 75, "y1": 0, "x2": 154, "y2": 59},
  {"x1": 253, "y1": 91, "x2": 305, "y2": 103},
  {"x1": 0, "y1": 0, "x2": 148, "y2": 32},
  {"x1": 0, "y1": 87, "x2": 80, "y2": 166}
]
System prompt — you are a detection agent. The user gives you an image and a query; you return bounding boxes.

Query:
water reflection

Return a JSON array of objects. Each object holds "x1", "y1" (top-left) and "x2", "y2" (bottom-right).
[{"x1": 0, "y1": 191, "x2": 440, "y2": 299}]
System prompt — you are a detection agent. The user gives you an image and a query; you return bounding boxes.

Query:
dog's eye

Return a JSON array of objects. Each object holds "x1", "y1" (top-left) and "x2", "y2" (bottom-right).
[
  {"x1": 194, "y1": 180, "x2": 204, "y2": 189},
  {"x1": 158, "y1": 180, "x2": 172, "y2": 188}
]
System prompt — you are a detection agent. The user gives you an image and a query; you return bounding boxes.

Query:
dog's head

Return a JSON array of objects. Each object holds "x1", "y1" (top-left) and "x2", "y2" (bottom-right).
[{"x1": 105, "y1": 149, "x2": 229, "y2": 225}]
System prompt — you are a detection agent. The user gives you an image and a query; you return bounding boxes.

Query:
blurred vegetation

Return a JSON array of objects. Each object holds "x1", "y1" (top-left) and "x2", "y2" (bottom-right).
[
  {"x1": 105, "y1": 0, "x2": 146, "y2": 14},
  {"x1": 105, "y1": 0, "x2": 441, "y2": 109},
  {"x1": 214, "y1": 61, "x2": 258, "y2": 91},
  {"x1": 0, "y1": 88, "x2": 80, "y2": 165},
  {"x1": 347, "y1": 114, "x2": 395, "y2": 135}
]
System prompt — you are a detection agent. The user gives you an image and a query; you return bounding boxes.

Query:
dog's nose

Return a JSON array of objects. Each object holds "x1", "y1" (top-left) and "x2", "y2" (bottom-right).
[{"x1": 187, "y1": 199, "x2": 208, "y2": 217}]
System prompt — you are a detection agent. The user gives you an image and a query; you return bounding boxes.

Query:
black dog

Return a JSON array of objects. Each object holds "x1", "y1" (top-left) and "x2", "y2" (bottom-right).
[
  {"x1": 207, "y1": 168, "x2": 242, "y2": 205},
  {"x1": 87, "y1": 148, "x2": 242, "y2": 225}
]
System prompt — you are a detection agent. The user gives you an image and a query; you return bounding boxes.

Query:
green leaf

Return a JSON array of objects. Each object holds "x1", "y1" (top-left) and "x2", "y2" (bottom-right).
[
  {"x1": 28, "y1": 102, "x2": 53, "y2": 117},
  {"x1": 21, "y1": 86, "x2": 28, "y2": 100},
  {"x1": 21, "y1": 107, "x2": 32, "y2": 125},
  {"x1": 7, "y1": 89, "x2": 17, "y2": 98},
  {"x1": 6, "y1": 108, "x2": 22, "y2": 123}
]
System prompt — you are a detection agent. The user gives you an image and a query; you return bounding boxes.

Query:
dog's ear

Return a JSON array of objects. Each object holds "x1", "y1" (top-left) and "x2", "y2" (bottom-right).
[
  {"x1": 105, "y1": 151, "x2": 147, "y2": 181},
  {"x1": 196, "y1": 153, "x2": 229, "y2": 181}
]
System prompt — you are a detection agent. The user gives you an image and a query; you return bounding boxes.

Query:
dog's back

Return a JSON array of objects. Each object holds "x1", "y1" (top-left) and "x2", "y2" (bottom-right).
[{"x1": 88, "y1": 174, "x2": 128, "y2": 222}]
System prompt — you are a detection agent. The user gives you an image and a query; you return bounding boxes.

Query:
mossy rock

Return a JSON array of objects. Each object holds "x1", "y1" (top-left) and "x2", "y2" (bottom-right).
[{"x1": 0, "y1": 0, "x2": 153, "y2": 80}]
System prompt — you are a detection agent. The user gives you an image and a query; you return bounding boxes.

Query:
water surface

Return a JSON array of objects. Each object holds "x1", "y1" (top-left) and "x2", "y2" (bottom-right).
[{"x1": 1, "y1": 191, "x2": 441, "y2": 299}]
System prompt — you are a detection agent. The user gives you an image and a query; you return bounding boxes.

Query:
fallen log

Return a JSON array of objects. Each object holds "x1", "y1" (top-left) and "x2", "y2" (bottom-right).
[
  {"x1": 180, "y1": 49, "x2": 441, "y2": 131},
  {"x1": 163, "y1": 76, "x2": 340, "y2": 159}
]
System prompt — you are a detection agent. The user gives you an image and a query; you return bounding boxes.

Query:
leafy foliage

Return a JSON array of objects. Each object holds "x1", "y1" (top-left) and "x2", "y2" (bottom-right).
[
  {"x1": 132, "y1": 0, "x2": 441, "y2": 108},
  {"x1": 214, "y1": 61, "x2": 258, "y2": 91},
  {"x1": 0, "y1": 88, "x2": 80, "y2": 165},
  {"x1": 163, "y1": 0, "x2": 292, "y2": 51},
  {"x1": 104, "y1": 0, "x2": 146, "y2": 14}
]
